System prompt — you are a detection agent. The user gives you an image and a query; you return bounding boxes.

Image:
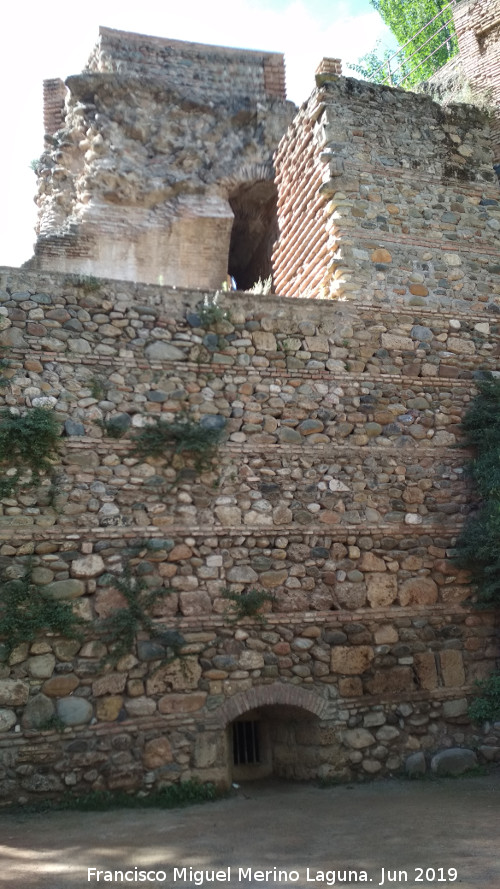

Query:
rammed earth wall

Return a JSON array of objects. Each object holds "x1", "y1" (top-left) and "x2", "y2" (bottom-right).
[{"x1": 0, "y1": 269, "x2": 498, "y2": 803}]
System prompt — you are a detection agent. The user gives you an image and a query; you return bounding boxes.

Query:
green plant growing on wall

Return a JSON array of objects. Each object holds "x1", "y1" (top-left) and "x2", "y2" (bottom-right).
[
  {"x1": 0, "y1": 407, "x2": 61, "y2": 498},
  {"x1": 38, "y1": 714, "x2": 66, "y2": 733},
  {"x1": 222, "y1": 587, "x2": 274, "y2": 623},
  {"x1": 0, "y1": 353, "x2": 11, "y2": 389},
  {"x1": 467, "y1": 672, "x2": 500, "y2": 723},
  {"x1": 90, "y1": 377, "x2": 106, "y2": 400},
  {"x1": 71, "y1": 274, "x2": 100, "y2": 292},
  {"x1": 98, "y1": 567, "x2": 183, "y2": 666},
  {"x1": 97, "y1": 417, "x2": 128, "y2": 439},
  {"x1": 197, "y1": 294, "x2": 231, "y2": 328},
  {"x1": 453, "y1": 377, "x2": 500, "y2": 608},
  {"x1": 0, "y1": 564, "x2": 82, "y2": 657},
  {"x1": 132, "y1": 413, "x2": 224, "y2": 474}
]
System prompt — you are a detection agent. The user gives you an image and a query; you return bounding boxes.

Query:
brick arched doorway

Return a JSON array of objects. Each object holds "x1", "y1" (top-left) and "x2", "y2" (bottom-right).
[{"x1": 214, "y1": 684, "x2": 338, "y2": 782}]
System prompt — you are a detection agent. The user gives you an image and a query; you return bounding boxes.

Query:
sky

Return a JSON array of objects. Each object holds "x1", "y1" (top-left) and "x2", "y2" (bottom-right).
[{"x1": 0, "y1": 0, "x2": 396, "y2": 268}]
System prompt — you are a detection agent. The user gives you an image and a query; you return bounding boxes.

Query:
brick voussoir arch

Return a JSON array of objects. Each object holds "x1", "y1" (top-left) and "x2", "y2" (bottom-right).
[
  {"x1": 214, "y1": 682, "x2": 330, "y2": 727},
  {"x1": 221, "y1": 162, "x2": 275, "y2": 194}
]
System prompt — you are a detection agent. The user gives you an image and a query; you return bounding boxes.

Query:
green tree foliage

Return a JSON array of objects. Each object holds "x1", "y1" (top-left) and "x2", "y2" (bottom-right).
[
  {"x1": 349, "y1": 40, "x2": 409, "y2": 87},
  {"x1": 352, "y1": 0, "x2": 458, "y2": 88},
  {"x1": 454, "y1": 378, "x2": 500, "y2": 608}
]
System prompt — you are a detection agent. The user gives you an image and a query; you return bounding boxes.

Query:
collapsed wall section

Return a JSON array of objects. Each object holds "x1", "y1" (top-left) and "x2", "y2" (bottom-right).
[
  {"x1": 0, "y1": 268, "x2": 498, "y2": 803},
  {"x1": 272, "y1": 71, "x2": 499, "y2": 303},
  {"x1": 29, "y1": 28, "x2": 295, "y2": 289}
]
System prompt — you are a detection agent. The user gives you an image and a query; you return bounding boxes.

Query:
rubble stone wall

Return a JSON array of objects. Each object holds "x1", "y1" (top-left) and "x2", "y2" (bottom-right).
[{"x1": 0, "y1": 269, "x2": 498, "y2": 804}]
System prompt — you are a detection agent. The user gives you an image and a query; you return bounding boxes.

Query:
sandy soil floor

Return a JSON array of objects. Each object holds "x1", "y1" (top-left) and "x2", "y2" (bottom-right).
[{"x1": 0, "y1": 774, "x2": 499, "y2": 889}]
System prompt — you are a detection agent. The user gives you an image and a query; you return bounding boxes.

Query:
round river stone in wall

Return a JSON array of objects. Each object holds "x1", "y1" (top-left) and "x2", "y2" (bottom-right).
[
  {"x1": 0, "y1": 679, "x2": 29, "y2": 706},
  {"x1": 28, "y1": 654, "x2": 56, "y2": 679},
  {"x1": 430, "y1": 748, "x2": 477, "y2": 776},
  {"x1": 70, "y1": 555, "x2": 105, "y2": 578},
  {"x1": 43, "y1": 579, "x2": 85, "y2": 600},
  {"x1": 64, "y1": 419, "x2": 86, "y2": 436},
  {"x1": 21, "y1": 693, "x2": 55, "y2": 729},
  {"x1": 57, "y1": 697, "x2": 93, "y2": 726},
  {"x1": 200, "y1": 414, "x2": 226, "y2": 430},
  {"x1": 0, "y1": 709, "x2": 16, "y2": 732}
]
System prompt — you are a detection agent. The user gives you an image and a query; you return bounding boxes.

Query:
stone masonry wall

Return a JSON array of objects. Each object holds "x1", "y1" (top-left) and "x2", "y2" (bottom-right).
[
  {"x1": 272, "y1": 73, "x2": 498, "y2": 302},
  {"x1": 0, "y1": 268, "x2": 498, "y2": 803}
]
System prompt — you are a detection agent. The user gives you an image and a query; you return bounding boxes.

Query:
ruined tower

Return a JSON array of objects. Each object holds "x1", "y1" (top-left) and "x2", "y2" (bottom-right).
[{"x1": 29, "y1": 27, "x2": 295, "y2": 290}]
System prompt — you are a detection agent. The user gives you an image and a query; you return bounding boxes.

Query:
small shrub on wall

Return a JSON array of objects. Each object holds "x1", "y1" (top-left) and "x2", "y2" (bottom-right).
[
  {"x1": 98, "y1": 566, "x2": 183, "y2": 665},
  {"x1": 222, "y1": 588, "x2": 274, "y2": 622},
  {"x1": 468, "y1": 672, "x2": 500, "y2": 723},
  {"x1": 132, "y1": 413, "x2": 224, "y2": 473}
]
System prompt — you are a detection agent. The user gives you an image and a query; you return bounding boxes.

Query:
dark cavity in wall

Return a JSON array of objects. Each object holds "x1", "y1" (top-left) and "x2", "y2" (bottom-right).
[{"x1": 228, "y1": 180, "x2": 278, "y2": 290}]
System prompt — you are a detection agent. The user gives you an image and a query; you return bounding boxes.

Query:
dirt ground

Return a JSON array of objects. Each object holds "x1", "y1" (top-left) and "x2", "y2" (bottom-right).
[{"x1": 1, "y1": 773, "x2": 499, "y2": 889}]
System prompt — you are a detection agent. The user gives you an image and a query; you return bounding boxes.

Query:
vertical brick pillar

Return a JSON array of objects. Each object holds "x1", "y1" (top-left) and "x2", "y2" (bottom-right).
[
  {"x1": 263, "y1": 55, "x2": 287, "y2": 99},
  {"x1": 43, "y1": 79, "x2": 67, "y2": 136},
  {"x1": 315, "y1": 58, "x2": 342, "y2": 86}
]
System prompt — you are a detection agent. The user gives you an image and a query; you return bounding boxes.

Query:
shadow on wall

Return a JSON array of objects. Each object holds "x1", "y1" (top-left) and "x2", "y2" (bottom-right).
[{"x1": 228, "y1": 180, "x2": 278, "y2": 290}]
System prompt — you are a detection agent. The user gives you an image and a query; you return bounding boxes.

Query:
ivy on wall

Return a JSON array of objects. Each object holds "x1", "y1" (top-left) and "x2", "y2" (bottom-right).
[
  {"x1": 454, "y1": 378, "x2": 500, "y2": 608},
  {"x1": 98, "y1": 566, "x2": 184, "y2": 666},
  {"x1": 0, "y1": 407, "x2": 61, "y2": 498},
  {"x1": 0, "y1": 564, "x2": 82, "y2": 657}
]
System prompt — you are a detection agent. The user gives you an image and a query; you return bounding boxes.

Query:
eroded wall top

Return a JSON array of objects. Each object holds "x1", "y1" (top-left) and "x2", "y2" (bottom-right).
[{"x1": 87, "y1": 26, "x2": 287, "y2": 100}]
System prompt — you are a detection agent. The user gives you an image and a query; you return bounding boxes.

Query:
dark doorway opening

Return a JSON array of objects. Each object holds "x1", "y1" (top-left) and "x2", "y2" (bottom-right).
[
  {"x1": 227, "y1": 180, "x2": 278, "y2": 291},
  {"x1": 229, "y1": 705, "x2": 329, "y2": 782},
  {"x1": 233, "y1": 720, "x2": 261, "y2": 766}
]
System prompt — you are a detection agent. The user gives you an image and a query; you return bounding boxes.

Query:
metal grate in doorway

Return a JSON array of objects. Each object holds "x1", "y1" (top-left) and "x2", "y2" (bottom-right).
[{"x1": 233, "y1": 720, "x2": 260, "y2": 765}]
